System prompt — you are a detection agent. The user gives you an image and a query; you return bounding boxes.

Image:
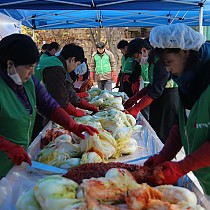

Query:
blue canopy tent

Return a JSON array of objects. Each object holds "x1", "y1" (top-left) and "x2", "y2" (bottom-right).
[{"x1": 0, "y1": 0, "x2": 209, "y2": 31}]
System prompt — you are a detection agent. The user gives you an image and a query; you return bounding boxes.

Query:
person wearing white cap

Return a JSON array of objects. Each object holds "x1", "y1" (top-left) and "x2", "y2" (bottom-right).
[{"x1": 143, "y1": 23, "x2": 210, "y2": 196}]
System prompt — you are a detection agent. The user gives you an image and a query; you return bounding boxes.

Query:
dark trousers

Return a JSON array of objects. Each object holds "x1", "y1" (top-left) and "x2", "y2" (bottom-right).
[
  {"x1": 119, "y1": 74, "x2": 134, "y2": 98},
  {"x1": 149, "y1": 88, "x2": 179, "y2": 144}
]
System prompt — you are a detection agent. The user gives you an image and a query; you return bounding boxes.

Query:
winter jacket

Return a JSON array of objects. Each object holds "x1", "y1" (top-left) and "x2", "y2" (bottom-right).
[
  {"x1": 147, "y1": 51, "x2": 177, "y2": 100},
  {"x1": 34, "y1": 55, "x2": 80, "y2": 107},
  {"x1": 90, "y1": 49, "x2": 116, "y2": 81}
]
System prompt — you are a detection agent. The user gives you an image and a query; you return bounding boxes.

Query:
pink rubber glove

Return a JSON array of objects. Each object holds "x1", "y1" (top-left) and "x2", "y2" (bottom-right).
[
  {"x1": 0, "y1": 136, "x2": 32, "y2": 166},
  {"x1": 50, "y1": 106, "x2": 99, "y2": 139}
]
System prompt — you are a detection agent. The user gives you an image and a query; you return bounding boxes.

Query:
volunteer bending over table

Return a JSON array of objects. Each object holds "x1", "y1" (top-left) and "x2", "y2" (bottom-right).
[
  {"x1": 143, "y1": 23, "x2": 210, "y2": 195},
  {"x1": 0, "y1": 34, "x2": 98, "y2": 177}
]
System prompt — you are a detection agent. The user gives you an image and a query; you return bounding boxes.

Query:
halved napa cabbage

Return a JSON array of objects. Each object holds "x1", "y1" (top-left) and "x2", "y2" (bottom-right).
[
  {"x1": 93, "y1": 110, "x2": 124, "y2": 132},
  {"x1": 99, "y1": 90, "x2": 114, "y2": 100},
  {"x1": 16, "y1": 190, "x2": 41, "y2": 210},
  {"x1": 121, "y1": 138, "x2": 138, "y2": 155},
  {"x1": 59, "y1": 158, "x2": 81, "y2": 169},
  {"x1": 74, "y1": 115, "x2": 102, "y2": 130},
  {"x1": 98, "y1": 129, "x2": 117, "y2": 147},
  {"x1": 112, "y1": 126, "x2": 133, "y2": 141},
  {"x1": 126, "y1": 114, "x2": 137, "y2": 127},
  {"x1": 36, "y1": 139, "x2": 81, "y2": 167},
  {"x1": 109, "y1": 91, "x2": 129, "y2": 103},
  {"x1": 80, "y1": 152, "x2": 102, "y2": 164},
  {"x1": 87, "y1": 87, "x2": 102, "y2": 98},
  {"x1": 34, "y1": 175, "x2": 82, "y2": 210},
  {"x1": 79, "y1": 133, "x2": 116, "y2": 160}
]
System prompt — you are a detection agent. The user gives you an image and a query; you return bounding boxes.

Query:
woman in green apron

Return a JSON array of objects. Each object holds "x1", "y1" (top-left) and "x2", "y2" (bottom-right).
[
  {"x1": 144, "y1": 23, "x2": 210, "y2": 196},
  {"x1": 0, "y1": 34, "x2": 98, "y2": 177}
]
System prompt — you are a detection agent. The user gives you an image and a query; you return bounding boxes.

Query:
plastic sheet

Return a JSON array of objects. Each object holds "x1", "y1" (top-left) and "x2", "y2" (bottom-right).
[{"x1": 0, "y1": 114, "x2": 209, "y2": 209}]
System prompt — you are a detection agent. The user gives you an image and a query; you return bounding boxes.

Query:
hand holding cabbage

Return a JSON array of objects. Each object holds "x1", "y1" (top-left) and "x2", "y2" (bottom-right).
[{"x1": 50, "y1": 106, "x2": 99, "y2": 139}]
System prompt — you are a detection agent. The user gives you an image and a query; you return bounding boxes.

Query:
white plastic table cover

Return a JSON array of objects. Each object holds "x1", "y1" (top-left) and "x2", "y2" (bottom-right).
[{"x1": 0, "y1": 113, "x2": 209, "y2": 209}]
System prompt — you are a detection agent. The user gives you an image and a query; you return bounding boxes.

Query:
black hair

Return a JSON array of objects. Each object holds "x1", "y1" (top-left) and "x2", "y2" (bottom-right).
[
  {"x1": 117, "y1": 40, "x2": 128, "y2": 49},
  {"x1": 0, "y1": 33, "x2": 39, "y2": 69},
  {"x1": 47, "y1": 42, "x2": 60, "y2": 51},
  {"x1": 127, "y1": 38, "x2": 153, "y2": 57},
  {"x1": 60, "y1": 43, "x2": 84, "y2": 62},
  {"x1": 41, "y1": 43, "x2": 50, "y2": 51}
]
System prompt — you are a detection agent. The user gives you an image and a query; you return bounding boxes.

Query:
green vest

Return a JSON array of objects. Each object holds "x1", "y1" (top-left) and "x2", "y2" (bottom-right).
[
  {"x1": 34, "y1": 56, "x2": 64, "y2": 82},
  {"x1": 0, "y1": 76, "x2": 36, "y2": 176},
  {"x1": 121, "y1": 56, "x2": 134, "y2": 74},
  {"x1": 94, "y1": 53, "x2": 111, "y2": 74},
  {"x1": 140, "y1": 64, "x2": 149, "y2": 87},
  {"x1": 148, "y1": 57, "x2": 178, "y2": 88},
  {"x1": 179, "y1": 85, "x2": 210, "y2": 195}
]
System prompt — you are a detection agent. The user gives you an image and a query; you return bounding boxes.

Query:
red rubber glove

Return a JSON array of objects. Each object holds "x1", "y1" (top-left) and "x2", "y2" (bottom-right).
[
  {"x1": 131, "y1": 78, "x2": 140, "y2": 93},
  {"x1": 50, "y1": 106, "x2": 99, "y2": 139},
  {"x1": 90, "y1": 72, "x2": 95, "y2": 81},
  {"x1": 78, "y1": 99, "x2": 98, "y2": 113},
  {"x1": 123, "y1": 75, "x2": 130, "y2": 83},
  {"x1": 126, "y1": 94, "x2": 153, "y2": 118},
  {"x1": 0, "y1": 136, "x2": 32, "y2": 166},
  {"x1": 64, "y1": 103, "x2": 85, "y2": 117},
  {"x1": 76, "y1": 92, "x2": 89, "y2": 98},
  {"x1": 115, "y1": 74, "x2": 121, "y2": 88},
  {"x1": 112, "y1": 71, "x2": 117, "y2": 83},
  {"x1": 153, "y1": 140, "x2": 210, "y2": 185},
  {"x1": 144, "y1": 124, "x2": 182, "y2": 168},
  {"x1": 123, "y1": 86, "x2": 148, "y2": 109},
  {"x1": 78, "y1": 75, "x2": 83, "y2": 81}
]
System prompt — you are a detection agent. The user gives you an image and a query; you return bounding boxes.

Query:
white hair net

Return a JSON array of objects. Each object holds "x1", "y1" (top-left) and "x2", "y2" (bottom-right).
[
  {"x1": 74, "y1": 61, "x2": 87, "y2": 75},
  {"x1": 149, "y1": 23, "x2": 206, "y2": 51}
]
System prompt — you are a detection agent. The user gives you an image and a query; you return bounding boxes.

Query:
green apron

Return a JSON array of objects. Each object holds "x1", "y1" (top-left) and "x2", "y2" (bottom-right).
[
  {"x1": 0, "y1": 76, "x2": 36, "y2": 176},
  {"x1": 94, "y1": 53, "x2": 111, "y2": 74},
  {"x1": 179, "y1": 84, "x2": 210, "y2": 195}
]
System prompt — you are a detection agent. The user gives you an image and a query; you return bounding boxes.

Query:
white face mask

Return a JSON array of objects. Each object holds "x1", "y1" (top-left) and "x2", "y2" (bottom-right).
[
  {"x1": 7, "y1": 66, "x2": 23, "y2": 85},
  {"x1": 55, "y1": 49, "x2": 62, "y2": 56},
  {"x1": 74, "y1": 62, "x2": 87, "y2": 75},
  {"x1": 140, "y1": 56, "x2": 149, "y2": 65}
]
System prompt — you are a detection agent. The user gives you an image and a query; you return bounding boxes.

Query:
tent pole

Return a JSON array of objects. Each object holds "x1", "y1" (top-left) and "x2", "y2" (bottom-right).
[
  {"x1": 199, "y1": 2, "x2": 204, "y2": 34},
  {"x1": 32, "y1": 29, "x2": 35, "y2": 40}
]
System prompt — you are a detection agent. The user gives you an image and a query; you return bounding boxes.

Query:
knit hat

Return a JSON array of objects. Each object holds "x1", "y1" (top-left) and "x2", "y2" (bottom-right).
[
  {"x1": 0, "y1": 33, "x2": 39, "y2": 66},
  {"x1": 96, "y1": 42, "x2": 105, "y2": 49}
]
